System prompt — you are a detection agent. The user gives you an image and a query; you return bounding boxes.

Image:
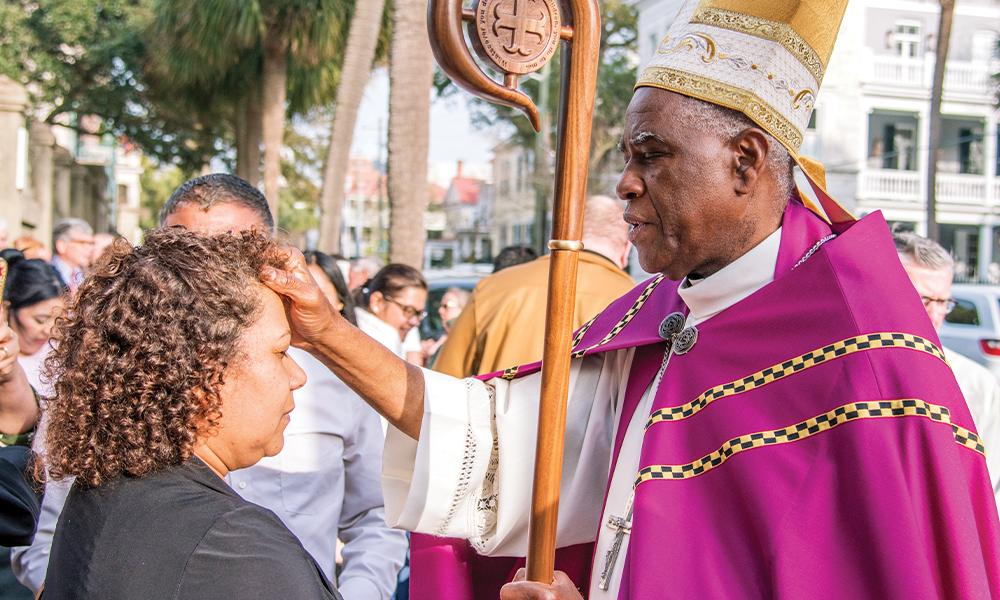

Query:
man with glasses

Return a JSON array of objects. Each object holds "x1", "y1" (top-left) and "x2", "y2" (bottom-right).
[
  {"x1": 50, "y1": 218, "x2": 94, "y2": 293},
  {"x1": 897, "y1": 231, "x2": 1000, "y2": 507}
]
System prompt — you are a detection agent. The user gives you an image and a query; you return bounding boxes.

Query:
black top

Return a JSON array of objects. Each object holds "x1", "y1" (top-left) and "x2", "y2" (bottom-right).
[
  {"x1": 0, "y1": 445, "x2": 41, "y2": 547},
  {"x1": 44, "y1": 457, "x2": 342, "y2": 600}
]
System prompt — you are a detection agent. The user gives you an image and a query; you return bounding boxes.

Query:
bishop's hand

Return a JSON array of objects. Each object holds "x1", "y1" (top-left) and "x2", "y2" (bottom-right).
[
  {"x1": 261, "y1": 246, "x2": 340, "y2": 352},
  {"x1": 500, "y1": 570, "x2": 584, "y2": 600}
]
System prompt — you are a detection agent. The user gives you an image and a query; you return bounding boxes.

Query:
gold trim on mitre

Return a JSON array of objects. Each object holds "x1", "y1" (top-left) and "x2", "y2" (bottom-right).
[
  {"x1": 639, "y1": 67, "x2": 804, "y2": 151},
  {"x1": 690, "y1": 6, "x2": 824, "y2": 83}
]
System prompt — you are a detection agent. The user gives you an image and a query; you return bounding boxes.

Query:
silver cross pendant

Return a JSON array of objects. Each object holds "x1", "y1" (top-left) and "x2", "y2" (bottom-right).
[{"x1": 597, "y1": 493, "x2": 634, "y2": 591}]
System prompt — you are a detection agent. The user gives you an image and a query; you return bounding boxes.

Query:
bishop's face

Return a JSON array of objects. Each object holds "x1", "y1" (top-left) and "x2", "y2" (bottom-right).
[{"x1": 616, "y1": 88, "x2": 758, "y2": 280}]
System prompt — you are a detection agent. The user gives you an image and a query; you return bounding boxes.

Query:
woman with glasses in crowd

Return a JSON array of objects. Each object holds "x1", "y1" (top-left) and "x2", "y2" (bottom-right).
[{"x1": 354, "y1": 264, "x2": 428, "y2": 365}]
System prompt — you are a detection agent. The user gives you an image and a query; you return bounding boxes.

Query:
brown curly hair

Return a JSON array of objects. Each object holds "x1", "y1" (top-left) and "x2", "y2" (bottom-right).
[{"x1": 44, "y1": 228, "x2": 283, "y2": 487}]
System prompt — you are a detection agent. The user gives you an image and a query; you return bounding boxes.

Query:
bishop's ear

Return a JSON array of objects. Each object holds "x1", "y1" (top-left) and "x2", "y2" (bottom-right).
[{"x1": 731, "y1": 128, "x2": 770, "y2": 196}]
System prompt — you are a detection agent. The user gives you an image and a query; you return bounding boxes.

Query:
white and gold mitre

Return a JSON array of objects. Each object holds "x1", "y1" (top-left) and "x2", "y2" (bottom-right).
[{"x1": 636, "y1": 0, "x2": 854, "y2": 223}]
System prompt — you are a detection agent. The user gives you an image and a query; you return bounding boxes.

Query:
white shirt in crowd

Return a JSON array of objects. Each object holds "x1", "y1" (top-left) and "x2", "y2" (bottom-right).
[
  {"x1": 13, "y1": 347, "x2": 407, "y2": 600},
  {"x1": 233, "y1": 347, "x2": 407, "y2": 599},
  {"x1": 355, "y1": 307, "x2": 420, "y2": 360},
  {"x1": 381, "y1": 228, "x2": 782, "y2": 599},
  {"x1": 944, "y1": 347, "x2": 1000, "y2": 508}
]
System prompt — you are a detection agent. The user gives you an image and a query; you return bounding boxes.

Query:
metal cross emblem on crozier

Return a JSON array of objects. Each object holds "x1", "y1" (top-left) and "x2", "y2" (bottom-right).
[{"x1": 471, "y1": 0, "x2": 561, "y2": 75}]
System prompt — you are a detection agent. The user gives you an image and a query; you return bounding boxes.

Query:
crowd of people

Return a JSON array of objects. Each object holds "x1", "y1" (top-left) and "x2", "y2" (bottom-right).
[{"x1": 0, "y1": 174, "x2": 635, "y2": 599}]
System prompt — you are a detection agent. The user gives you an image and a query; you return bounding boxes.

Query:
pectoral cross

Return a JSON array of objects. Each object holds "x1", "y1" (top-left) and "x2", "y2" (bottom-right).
[{"x1": 597, "y1": 492, "x2": 634, "y2": 591}]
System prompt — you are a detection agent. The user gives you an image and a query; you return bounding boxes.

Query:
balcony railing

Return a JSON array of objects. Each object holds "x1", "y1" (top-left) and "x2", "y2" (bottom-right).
[
  {"x1": 865, "y1": 55, "x2": 995, "y2": 97},
  {"x1": 860, "y1": 169, "x2": 920, "y2": 202},
  {"x1": 859, "y1": 169, "x2": 993, "y2": 206}
]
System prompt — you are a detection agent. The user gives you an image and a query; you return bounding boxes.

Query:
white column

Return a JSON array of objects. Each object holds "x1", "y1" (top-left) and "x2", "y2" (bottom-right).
[
  {"x1": 979, "y1": 223, "x2": 994, "y2": 279},
  {"x1": 29, "y1": 122, "x2": 56, "y2": 246},
  {"x1": 0, "y1": 77, "x2": 28, "y2": 240}
]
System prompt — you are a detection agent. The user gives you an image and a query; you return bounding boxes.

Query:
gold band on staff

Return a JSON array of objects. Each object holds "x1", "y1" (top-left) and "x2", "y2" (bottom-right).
[{"x1": 547, "y1": 239, "x2": 585, "y2": 252}]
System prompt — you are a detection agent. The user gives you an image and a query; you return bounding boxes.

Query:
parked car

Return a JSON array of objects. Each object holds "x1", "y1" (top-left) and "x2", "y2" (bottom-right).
[
  {"x1": 939, "y1": 283, "x2": 1000, "y2": 378},
  {"x1": 419, "y1": 268, "x2": 488, "y2": 341}
]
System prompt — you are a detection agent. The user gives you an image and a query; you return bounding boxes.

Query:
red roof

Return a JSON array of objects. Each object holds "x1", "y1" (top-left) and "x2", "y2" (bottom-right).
[{"x1": 449, "y1": 177, "x2": 481, "y2": 205}]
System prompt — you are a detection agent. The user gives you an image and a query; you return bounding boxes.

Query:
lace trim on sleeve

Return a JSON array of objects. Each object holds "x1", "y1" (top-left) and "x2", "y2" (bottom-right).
[
  {"x1": 471, "y1": 385, "x2": 500, "y2": 552},
  {"x1": 434, "y1": 378, "x2": 486, "y2": 536}
]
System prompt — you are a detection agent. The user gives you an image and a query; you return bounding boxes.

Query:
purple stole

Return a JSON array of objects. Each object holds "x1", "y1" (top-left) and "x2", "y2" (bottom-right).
[{"x1": 410, "y1": 201, "x2": 1000, "y2": 598}]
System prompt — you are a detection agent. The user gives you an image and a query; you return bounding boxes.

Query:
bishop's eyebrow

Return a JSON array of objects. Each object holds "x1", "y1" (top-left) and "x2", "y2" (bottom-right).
[{"x1": 631, "y1": 131, "x2": 666, "y2": 146}]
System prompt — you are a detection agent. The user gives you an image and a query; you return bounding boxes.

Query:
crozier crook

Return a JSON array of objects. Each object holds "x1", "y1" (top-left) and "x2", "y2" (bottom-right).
[{"x1": 426, "y1": 0, "x2": 602, "y2": 584}]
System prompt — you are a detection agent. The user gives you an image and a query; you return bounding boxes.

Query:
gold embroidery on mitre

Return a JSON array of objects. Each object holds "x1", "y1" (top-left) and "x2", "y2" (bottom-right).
[
  {"x1": 690, "y1": 6, "x2": 825, "y2": 83},
  {"x1": 638, "y1": 67, "x2": 804, "y2": 150},
  {"x1": 658, "y1": 33, "x2": 817, "y2": 112}
]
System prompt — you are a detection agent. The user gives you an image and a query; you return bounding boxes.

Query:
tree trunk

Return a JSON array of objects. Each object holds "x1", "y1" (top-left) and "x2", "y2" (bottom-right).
[
  {"x1": 262, "y1": 31, "x2": 288, "y2": 220},
  {"x1": 236, "y1": 79, "x2": 263, "y2": 186},
  {"x1": 387, "y1": 0, "x2": 434, "y2": 267},
  {"x1": 319, "y1": 0, "x2": 388, "y2": 254},
  {"x1": 926, "y1": 0, "x2": 955, "y2": 242}
]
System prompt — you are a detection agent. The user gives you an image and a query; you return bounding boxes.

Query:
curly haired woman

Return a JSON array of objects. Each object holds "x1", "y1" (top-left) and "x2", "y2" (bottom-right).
[{"x1": 41, "y1": 228, "x2": 342, "y2": 600}]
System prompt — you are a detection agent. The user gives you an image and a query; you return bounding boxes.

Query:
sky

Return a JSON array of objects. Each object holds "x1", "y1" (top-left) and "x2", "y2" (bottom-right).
[{"x1": 349, "y1": 69, "x2": 499, "y2": 187}]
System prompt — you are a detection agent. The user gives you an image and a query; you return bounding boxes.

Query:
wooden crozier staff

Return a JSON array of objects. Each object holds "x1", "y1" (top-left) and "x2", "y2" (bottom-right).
[{"x1": 427, "y1": 0, "x2": 602, "y2": 584}]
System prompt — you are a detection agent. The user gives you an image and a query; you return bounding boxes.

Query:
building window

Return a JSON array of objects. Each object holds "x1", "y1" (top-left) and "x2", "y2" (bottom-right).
[
  {"x1": 891, "y1": 21, "x2": 922, "y2": 58},
  {"x1": 939, "y1": 117, "x2": 984, "y2": 175},
  {"x1": 868, "y1": 111, "x2": 919, "y2": 171}
]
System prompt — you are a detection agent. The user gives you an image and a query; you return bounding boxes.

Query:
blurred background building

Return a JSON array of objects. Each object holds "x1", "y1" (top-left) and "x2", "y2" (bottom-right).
[{"x1": 0, "y1": 77, "x2": 143, "y2": 246}]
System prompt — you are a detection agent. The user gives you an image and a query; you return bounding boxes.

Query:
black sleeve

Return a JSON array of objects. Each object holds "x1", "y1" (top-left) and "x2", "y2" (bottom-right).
[
  {"x1": 0, "y1": 445, "x2": 41, "y2": 547},
  {"x1": 176, "y1": 505, "x2": 342, "y2": 600}
]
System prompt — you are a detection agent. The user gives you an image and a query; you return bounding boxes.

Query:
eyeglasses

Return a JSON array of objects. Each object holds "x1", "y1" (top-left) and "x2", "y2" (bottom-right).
[
  {"x1": 921, "y1": 295, "x2": 957, "y2": 312},
  {"x1": 384, "y1": 296, "x2": 427, "y2": 321}
]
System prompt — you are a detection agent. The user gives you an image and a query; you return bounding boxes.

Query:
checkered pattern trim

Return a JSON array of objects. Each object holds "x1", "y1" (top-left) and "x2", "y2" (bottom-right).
[
  {"x1": 571, "y1": 275, "x2": 665, "y2": 359},
  {"x1": 636, "y1": 399, "x2": 983, "y2": 485},
  {"x1": 501, "y1": 366, "x2": 519, "y2": 381},
  {"x1": 646, "y1": 333, "x2": 946, "y2": 428},
  {"x1": 570, "y1": 316, "x2": 598, "y2": 352}
]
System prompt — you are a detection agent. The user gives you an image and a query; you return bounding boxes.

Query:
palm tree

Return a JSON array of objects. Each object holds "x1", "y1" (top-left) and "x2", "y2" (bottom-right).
[
  {"x1": 387, "y1": 0, "x2": 434, "y2": 267},
  {"x1": 318, "y1": 0, "x2": 389, "y2": 254},
  {"x1": 149, "y1": 0, "x2": 349, "y2": 218}
]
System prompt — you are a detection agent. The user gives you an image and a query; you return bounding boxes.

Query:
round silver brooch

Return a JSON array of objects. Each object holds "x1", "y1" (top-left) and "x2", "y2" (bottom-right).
[
  {"x1": 673, "y1": 326, "x2": 699, "y2": 355},
  {"x1": 658, "y1": 312, "x2": 686, "y2": 341}
]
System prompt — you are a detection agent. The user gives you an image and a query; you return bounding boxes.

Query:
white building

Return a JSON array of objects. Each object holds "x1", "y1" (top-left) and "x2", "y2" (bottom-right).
[
  {"x1": 632, "y1": 0, "x2": 1000, "y2": 279},
  {"x1": 489, "y1": 139, "x2": 538, "y2": 250}
]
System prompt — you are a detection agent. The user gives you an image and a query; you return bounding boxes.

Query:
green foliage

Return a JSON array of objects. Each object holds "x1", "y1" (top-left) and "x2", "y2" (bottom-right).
[
  {"x1": 278, "y1": 113, "x2": 329, "y2": 236},
  {"x1": 0, "y1": 0, "x2": 387, "y2": 174},
  {"x1": 138, "y1": 159, "x2": 190, "y2": 230},
  {"x1": 0, "y1": 0, "x2": 231, "y2": 171}
]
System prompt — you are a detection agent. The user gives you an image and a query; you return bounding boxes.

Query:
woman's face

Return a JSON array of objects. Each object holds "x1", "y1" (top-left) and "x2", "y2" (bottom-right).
[
  {"x1": 370, "y1": 286, "x2": 428, "y2": 339},
  {"x1": 10, "y1": 297, "x2": 64, "y2": 356},
  {"x1": 307, "y1": 263, "x2": 344, "y2": 313},
  {"x1": 208, "y1": 287, "x2": 307, "y2": 471}
]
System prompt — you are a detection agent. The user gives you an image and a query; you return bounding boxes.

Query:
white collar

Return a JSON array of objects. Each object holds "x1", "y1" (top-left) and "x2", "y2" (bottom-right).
[{"x1": 677, "y1": 227, "x2": 782, "y2": 325}]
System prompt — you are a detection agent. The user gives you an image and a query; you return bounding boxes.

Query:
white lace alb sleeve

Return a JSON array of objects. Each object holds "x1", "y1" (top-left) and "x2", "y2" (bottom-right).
[{"x1": 382, "y1": 352, "x2": 621, "y2": 556}]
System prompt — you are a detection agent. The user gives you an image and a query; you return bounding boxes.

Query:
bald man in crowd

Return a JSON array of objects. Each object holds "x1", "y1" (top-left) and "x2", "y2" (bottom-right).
[{"x1": 433, "y1": 194, "x2": 634, "y2": 377}]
